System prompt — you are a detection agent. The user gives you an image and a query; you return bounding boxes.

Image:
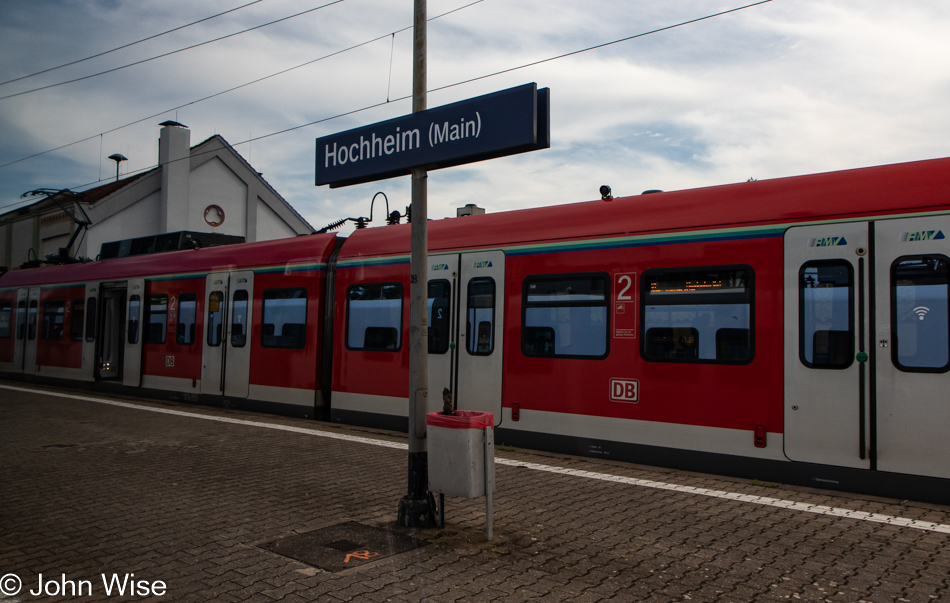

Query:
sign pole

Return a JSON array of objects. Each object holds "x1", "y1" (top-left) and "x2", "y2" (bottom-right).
[{"x1": 398, "y1": 0, "x2": 435, "y2": 528}]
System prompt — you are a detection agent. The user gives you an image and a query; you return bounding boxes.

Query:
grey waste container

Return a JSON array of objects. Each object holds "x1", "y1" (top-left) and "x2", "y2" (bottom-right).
[{"x1": 427, "y1": 410, "x2": 495, "y2": 498}]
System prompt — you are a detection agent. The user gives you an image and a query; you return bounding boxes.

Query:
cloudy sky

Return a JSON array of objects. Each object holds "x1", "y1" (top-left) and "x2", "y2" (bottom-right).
[{"x1": 1, "y1": 0, "x2": 949, "y2": 234}]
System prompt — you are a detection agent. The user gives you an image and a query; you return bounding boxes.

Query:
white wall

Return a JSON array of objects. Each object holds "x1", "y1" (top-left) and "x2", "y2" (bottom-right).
[
  {"x1": 83, "y1": 191, "x2": 161, "y2": 258},
  {"x1": 255, "y1": 197, "x2": 297, "y2": 241},
  {"x1": 11, "y1": 218, "x2": 34, "y2": 267},
  {"x1": 189, "y1": 157, "x2": 247, "y2": 237}
]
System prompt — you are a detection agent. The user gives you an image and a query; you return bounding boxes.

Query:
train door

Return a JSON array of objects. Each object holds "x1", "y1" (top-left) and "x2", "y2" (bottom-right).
[
  {"x1": 873, "y1": 216, "x2": 950, "y2": 479},
  {"x1": 80, "y1": 283, "x2": 98, "y2": 378},
  {"x1": 784, "y1": 222, "x2": 871, "y2": 469},
  {"x1": 23, "y1": 288, "x2": 40, "y2": 374},
  {"x1": 427, "y1": 254, "x2": 459, "y2": 412},
  {"x1": 426, "y1": 251, "x2": 505, "y2": 418},
  {"x1": 456, "y1": 250, "x2": 505, "y2": 417},
  {"x1": 200, "y1": 271, "x2": 253, "y2": 398},
  {"x1": 123, "y1": 279, "x2": 144, "y2": 386},
  {"x1": 12, "y1": 287, "x2": 38, "y2": 373},
  {"x1": 97, "y1": 283, "x2": 126, "y2": 380}
]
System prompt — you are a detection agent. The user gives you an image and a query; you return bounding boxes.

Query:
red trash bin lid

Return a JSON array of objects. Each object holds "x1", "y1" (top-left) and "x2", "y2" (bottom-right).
[{"x1": 426, "y1": 410, "x2": 494, "y2": 429}]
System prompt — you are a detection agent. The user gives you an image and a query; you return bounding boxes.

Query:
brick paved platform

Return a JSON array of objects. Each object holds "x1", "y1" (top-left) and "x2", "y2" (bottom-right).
[{"x1": 2, "y1": 380, "x2": 949, "y2": 602}]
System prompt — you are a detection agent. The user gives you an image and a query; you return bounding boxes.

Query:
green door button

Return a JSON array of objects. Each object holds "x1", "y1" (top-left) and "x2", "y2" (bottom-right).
[{"x1": 856, "y1": 352, "x2": 868, "y2": 363}]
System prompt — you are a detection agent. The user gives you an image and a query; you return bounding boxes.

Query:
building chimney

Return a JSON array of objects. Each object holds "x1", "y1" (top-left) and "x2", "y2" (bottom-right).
[
  {"x1": 457, "y1": 203, "x2": 485, "y2": 217},
  {"x1": 158, "y1": 121, "x2": 191, "y2": 233}
]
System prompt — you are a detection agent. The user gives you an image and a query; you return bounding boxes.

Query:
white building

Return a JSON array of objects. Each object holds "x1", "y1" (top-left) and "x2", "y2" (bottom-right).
[{"x1": 0, "y1": 121, "x2": 312, "y2": 271}]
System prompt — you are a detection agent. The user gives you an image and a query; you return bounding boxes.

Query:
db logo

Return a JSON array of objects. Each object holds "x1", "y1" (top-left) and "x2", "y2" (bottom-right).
[{"x1": 609, "y1": 378, "x2": 639, "y2": 403}]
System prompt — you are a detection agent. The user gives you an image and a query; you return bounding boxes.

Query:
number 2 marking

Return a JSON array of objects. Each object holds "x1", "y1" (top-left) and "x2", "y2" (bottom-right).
[{"x1": 617, "y1": 274, "x2": 633, "y2": 301}]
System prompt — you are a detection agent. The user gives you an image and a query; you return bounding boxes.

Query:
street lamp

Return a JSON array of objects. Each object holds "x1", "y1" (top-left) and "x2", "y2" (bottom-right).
[{"x1": 108, "y1": 153, "x2": 128, "y2": 182}]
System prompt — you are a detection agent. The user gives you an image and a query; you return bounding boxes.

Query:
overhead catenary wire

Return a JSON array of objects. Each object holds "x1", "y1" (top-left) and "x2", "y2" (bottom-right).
[
  {"x1": 0, "y1": 0, "x2": 351, "y2": 102},
  {"x1": 0, "y1": 0, "x2": 774, "y2": 210},
  {"x1": 0, "y1": 0, "x2": 487, "y2": 171},
  {"x1": 0, "y1": 0, "x2": 270, "y2": 88}
]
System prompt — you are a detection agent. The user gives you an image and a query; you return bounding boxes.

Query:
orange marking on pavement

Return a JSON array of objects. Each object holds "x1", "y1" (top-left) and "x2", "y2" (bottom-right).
[{"x1": 343, "y1": 550, "x2": 378, "y2": 563}]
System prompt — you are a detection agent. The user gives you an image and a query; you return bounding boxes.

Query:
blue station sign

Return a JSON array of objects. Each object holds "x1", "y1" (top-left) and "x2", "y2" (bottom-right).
[{"x1": 316, "y1": 83, "x2": 549, "y2": 188}]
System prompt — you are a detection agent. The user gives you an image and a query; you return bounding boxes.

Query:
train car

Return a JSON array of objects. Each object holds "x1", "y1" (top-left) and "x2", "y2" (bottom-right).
[
  {"x1": 0, "y1": 234, "x2": 339, "y2": 417},
  {"x1": 330, "y1": 157, "x2": 950, "y2": 501},
  {"x1": 2, "y1": 157, "x2": 949, "y2": 502}
]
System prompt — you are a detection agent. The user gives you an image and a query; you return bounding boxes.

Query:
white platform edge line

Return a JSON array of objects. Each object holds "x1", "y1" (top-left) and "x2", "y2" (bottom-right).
[{"x1": 4, "y1": 384, "x2": 948, "y2": 534}]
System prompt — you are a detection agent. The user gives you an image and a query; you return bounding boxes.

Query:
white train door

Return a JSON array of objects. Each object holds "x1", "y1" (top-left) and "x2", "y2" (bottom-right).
[
  {"x1": 122, "y1": 279, "x2": 145, "y2": 386},
  {"x1": 784, "y1": 222, "x2": 871, "y2": 469},
  {"x1": 426, "y1": 251, "x2": 505, "y2": 419},
  {"x1": 12, "y1": 287, "x2": 37, "y2": 373},
  {"x1": 874, "y1": 216, "x2": 950, "y2": 479},
  {"x1": 785, "y1": 217, "x2": 950, "y2": 479},
  {"x1": 455, "y1": 250, "x2": 505, "y2": 418},
  {"x1": 427, "y1": 254, "x2": 460, "y2": 413},
  {"x1": 21, "y1": 288, "x2": 41, "y2": 375},
  {"x1": 200, "y1": 271, "x2": 253, "y2": 398}
]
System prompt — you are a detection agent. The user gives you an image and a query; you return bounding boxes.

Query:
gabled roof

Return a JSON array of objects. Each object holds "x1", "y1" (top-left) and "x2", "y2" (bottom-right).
[{"x1": 2, "y1": 133, "x2": 313, "y2": 233}]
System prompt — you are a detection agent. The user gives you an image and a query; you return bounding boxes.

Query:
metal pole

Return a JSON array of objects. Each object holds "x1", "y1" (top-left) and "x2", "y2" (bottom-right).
[{"x1": 398, "y1": 0, "x2": 435, "y2": 528}]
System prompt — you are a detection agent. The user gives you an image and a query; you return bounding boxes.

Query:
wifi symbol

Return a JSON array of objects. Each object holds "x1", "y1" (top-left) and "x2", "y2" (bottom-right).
[{"x1": 913, "y1": 306, "x2": 930, "y2": 321}]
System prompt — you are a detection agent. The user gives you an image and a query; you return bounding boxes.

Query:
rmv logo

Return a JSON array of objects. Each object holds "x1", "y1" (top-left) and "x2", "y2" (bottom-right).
[
  {"x1": 474, "y1": 260, "x2": 493, "y2": 268},
  {"x1": 609, "y1": 378, "x2": 639, "y2": 403},
  {"x1": 902, "y1": 230, "x2": 946, "y2": 242},
  {"x1": 810, "y1": 236, "x2": 848, "y2": 247},
  {"x1": 431, "y1": 263, "x2": 450, "y2": 271}
]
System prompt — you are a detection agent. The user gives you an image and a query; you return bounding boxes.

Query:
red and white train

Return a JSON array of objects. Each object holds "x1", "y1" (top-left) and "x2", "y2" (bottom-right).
[{"x1": 3, "y1": 157, "x2": 949, "y2": 503}]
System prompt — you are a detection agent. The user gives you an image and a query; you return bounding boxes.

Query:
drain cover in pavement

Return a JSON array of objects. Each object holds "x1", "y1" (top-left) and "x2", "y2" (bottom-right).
[{"x1": 258, "y1": 521, "x2": 427, "y2": 572}]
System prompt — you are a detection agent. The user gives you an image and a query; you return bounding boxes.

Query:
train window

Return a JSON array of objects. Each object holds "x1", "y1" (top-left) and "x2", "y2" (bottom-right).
[
  {"x1": 127, "y1": 296, "x2": 140, "y2": 345},
  {"x1": 800, "y1": 261, "x2": 852, "y2": 369},
  {"x1": 428, "y1": 281, "x2": 451, "y2": 354},
  {"x1": 467, "y1": 278, "x2": 495, "y2": 356},
  {"x1": 176, "y1": 293, "x2": 198, "y2": 345},
  {"x1": 522, "y1": 274, "x2": 608, "y2": 359},
  {"x1": 27, "y1": 300, "x2": 38, "y2": 341},
  {"x1": 16, "y1": 300, "x2": 27, "y2": 340},
  {"x1": 0, "y1": 301, "x2": 12, "y2": 338},
  {"x1": 891, "y1": 255, "x2": 949, "y2": 373},
  {"x1": 231, "y1": 290, "x2": 249, "y2": 348},
  {"x1": 145, "y1": 294, "x2": 168, "y2": 345},
  {"x1": 346, "y1": 283, "x2": 403, "y2": 351},
  {"x1": 42, "y1": 300, "x2": 66, "y2": 340},
  {"x1": 85, "y1": 297, "x2": 97, "y2": 343},
  {"x1": 642, "y1": 266, "x2": 753, "y2": 364},
  {"x1": 207, "y1": 291, "x2": 224, "y2": 347},
  {"x1": 0, "y1": 302, "x2": 10, "y2": 338},
  {"x1": 70, "y1": 298, "x2": 85, "y2": 341},
  {"x1": 261, "y1": 288, "x2": 308, "y2": 349}
]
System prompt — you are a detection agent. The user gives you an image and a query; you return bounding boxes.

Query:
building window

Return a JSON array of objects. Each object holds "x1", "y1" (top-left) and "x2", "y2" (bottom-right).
[
  {"x1": 891, "y1": 255, "x2": 949, "y2": 373},
  {"x1": 346, "y1": 283, "x2": 403, "y2": 351},
  {"x1": 261, "y1": 288, "x2": 308, "y2": 349},
  {"x1": 522, "y1": 273, "x2": 609, "y2": 359},
  {"x1": 643, "y1": 266, "x2": 754, "y2": 364}
]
